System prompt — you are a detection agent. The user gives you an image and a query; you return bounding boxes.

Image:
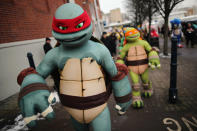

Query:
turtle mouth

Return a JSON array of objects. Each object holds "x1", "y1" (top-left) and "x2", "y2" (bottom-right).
[
  {"x1": 57, "y1": 34, "x2": 87, "y2": 42},
  {"x1": 128, "y1": 35, "x2": 138, "y2": 38}
]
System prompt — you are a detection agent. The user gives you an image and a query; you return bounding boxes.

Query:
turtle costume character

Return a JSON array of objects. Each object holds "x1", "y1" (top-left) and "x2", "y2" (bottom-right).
[
  {"x1": 117, "y1": 27, "x2": 160, "y2": 108},
  {"x1": 17, "y1": 3, "x2": 132, "y2": 131}
]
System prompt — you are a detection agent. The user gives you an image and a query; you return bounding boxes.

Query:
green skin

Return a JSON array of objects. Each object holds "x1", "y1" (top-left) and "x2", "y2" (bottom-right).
[
  {"x1": 117, "y1": 28, "x2": 160, "y2": 108},
  {"x1": 19, "y1": 3, "x2": 132, "y2": 130},
  {"x1": 118, "y1": 37, "x2": 124, "y2": 54}
]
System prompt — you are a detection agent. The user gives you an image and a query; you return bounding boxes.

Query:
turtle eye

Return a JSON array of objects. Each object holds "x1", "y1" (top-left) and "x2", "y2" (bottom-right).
[
  {"x1": 76, "y1": 22, "x2": 84, "y2": 28},
  {"x1": 59, "y1": 26, "x2": 67, "y2": 30}
]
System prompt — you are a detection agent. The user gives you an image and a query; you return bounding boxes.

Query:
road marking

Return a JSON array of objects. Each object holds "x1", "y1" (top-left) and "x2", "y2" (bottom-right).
[
  {"x1": 182, "y1": 116, "x2": 197, "y2": 131},
  {"x1": 163, "y1": 118, "x2": 182, "y2": 131}
]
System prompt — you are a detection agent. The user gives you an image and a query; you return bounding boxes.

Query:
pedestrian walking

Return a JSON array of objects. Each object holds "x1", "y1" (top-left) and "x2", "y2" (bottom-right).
[
  {"x1": 43, "y1": 37, "x2": 52, "y2": 54},
  {"x1": 185, "y1": 23, "x2": 195, "y2": 48},
  {"x1": 100, "y1": 32, "x2": 114, "y2": 56},
  {"x1": 109, "y1": 32, "x2": 118, "y2": 56},
  {"x1": 43, "y1": 38, "x2": 60, "y2": 91},
  {"x1": 150, "y1": 28, "x2": 160, "y2": 48}
]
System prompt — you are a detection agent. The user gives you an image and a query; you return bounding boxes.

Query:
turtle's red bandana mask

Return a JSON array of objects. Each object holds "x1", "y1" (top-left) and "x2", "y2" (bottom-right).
[{"x1": 52, "y1": 11, "x2": 91, "y2": 34}]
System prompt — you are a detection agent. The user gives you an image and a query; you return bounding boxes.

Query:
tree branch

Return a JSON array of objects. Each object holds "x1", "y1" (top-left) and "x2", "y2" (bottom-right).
[
  {"x1": 169, "y1": 0, "x2": 184, "y2": 13},
  {"x1": 154, "y1": 0, "x2": 165, "y2": 14}
]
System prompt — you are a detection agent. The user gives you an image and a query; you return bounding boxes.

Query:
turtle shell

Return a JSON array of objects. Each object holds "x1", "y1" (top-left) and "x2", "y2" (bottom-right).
[
  {"x1": 127, "y1": 45, "x2": 148, "y2": 74},
  {"x1": 60, "y1": 57, "x2": 107, "y2": 123}
]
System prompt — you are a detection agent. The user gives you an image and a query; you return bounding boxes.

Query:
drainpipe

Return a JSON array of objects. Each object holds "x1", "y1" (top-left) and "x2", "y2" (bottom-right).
[{"x1": 93, "y1": 0, "x2": 102, "y2": 38}]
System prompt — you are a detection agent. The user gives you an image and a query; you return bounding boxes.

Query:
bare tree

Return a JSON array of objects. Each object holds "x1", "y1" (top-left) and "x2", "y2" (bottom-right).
[
  {"x1": 125, "y1": 0, "x2": 158, "y2": 43},
  {"x1": 125, "y1": 0, "x2": 149, "y2": 27},
  {"x1": 145, "y1": 0, "x2": 159, "y2": 42},
  {"x1": 153, "y1": 0, "x2": 184, "y2": 55}
]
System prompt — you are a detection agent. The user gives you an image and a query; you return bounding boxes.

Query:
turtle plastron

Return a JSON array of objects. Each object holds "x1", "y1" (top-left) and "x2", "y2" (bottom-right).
[
  {"x1": 59, "y1": 58, "x2": 107, "y2": 124},
  {"x1": 127, "y1": 45, "x2": 148, "y2": 74}
]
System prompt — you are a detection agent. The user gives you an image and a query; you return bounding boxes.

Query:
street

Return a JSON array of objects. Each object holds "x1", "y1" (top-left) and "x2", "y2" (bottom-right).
[
  {"x1": 0, "y1": 0, "x2": 197, "y2": 130},
  {"x1": 1, "y1": 38, "x2": 197, "y2": 131}
]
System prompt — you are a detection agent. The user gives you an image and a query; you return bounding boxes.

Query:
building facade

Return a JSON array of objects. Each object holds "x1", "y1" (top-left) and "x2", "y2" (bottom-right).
[
  {"x1": 0, "y1": 0, "x2": 103, "y2": 101},
  {"x1": 151, "y1": 1, "x2": 197, "y2": 28},
  {"x1": 109, "y1": 8, "x2": 123, "y2": 23},
  {"x1": 102, "y1": 8, "x2": 130, "y2": 29}
]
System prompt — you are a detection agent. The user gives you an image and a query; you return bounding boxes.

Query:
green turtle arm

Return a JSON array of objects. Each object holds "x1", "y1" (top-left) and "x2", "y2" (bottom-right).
[
  {"x1": 20, "y1": 48, "x2": 58, "y2": 88},
  {"x1": 99, "y1": 44, "x2": 118, "y2": 76},
  {"x1": 143, "y1": 40, "x2": 152, "y2": 52},
  {"x1": 99, "y1": 45, "x2": 132, "y2": 113},
  {"x1": 117, "y1": 44, "x2": 130, "y2": 64},
  {"x1": 36, "y1": 48, "x2": 58, "y2": 78},
  {"x1": 143, "y1": 41, "x2": 160, "y2": 68},
  {"x1": 17, "y1": 49, "x2": 58, "y2": 128},
  {"x1": 143, "y1": 40, "x2": 159, "y2": 57}
]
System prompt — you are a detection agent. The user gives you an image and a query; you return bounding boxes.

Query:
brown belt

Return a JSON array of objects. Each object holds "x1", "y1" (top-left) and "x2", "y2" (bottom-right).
[
  {"x1": 126, "y1": 59, "x2": 148, "y2": 66},
  {"x1": 60, "y1": 85, "x2": 112, "y2": 110}
]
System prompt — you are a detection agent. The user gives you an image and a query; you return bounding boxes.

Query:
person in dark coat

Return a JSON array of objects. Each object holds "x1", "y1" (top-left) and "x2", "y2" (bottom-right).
[
  {"x1": 108, "y1": 32, "x2": 117, "y2": 56},
  {"x1": 185, "y1": 23, "x2": 195, "y2": 48},
  {"x1": 100, "y1": 32, "x2": 108, "y2": 44},
  {"x1": 43, "y1": 37, "x2": 52, "y2": 54},
  {"x1": 100, "y1": 32, "x2": 113, "y2": 56},
  {"x1": 43, "y1": 38, "x2": 60, "y2": 91}
]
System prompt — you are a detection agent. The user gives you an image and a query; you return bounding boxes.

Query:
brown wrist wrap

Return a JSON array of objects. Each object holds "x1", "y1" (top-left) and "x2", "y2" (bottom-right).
[
  {"x1": 114, "y1": 93, "x2": 132, "y2": 103},
  {"x1": 150, "y1": 47, "x2": 160, "y2": 53},
  {"x1": 18, "y1": 83, "x2": 49, "y2": 102}
]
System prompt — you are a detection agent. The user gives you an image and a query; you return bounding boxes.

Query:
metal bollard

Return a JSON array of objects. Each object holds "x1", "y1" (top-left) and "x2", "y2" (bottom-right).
[
  {"x1": 27, "y1": 52, "x2": 36, "y2": 69},
  {"x1": 169, "y1": 37, "x2": 178, "y2": 103}
]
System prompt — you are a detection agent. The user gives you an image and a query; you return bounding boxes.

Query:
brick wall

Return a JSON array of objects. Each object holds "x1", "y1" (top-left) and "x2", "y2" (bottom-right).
[
  {"x1": 0, "y1": 0, "x2": 66, "y2": 44},
  {"x1": 74, "y1": 0, "x2": 92, "y2": 20},
  {"x1": 75, "y1": 0, "x2": 102, "y2": 34},
  {"x1": 0, "y1": 0, "x2": 102, "y2": 44},
  {"x1": 74, "y1": 0, "x2": 102, "y2": 22}
]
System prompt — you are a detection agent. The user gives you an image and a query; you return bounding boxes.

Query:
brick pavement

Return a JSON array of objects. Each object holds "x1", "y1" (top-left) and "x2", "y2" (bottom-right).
[{"x1": 1, "y1": 42, "x2": 197, "y2": 131}]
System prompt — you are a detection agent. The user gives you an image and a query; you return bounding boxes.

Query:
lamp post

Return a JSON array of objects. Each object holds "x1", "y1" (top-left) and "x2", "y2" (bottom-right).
[{"x1": 169, "y1": 37, "x2": 178, "y2": 103}]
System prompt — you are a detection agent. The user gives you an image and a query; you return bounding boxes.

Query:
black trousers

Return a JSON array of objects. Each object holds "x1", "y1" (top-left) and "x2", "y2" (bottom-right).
[{"x1": 186, "y1": 37, "x2": 194, "y2": 47}]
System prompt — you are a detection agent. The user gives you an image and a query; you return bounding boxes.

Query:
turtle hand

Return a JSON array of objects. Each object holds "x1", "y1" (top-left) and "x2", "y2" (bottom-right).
[
  {"x1": 115, "y1": 100, "x2": 131, "y2": 115},
  {"x1": 19, "y1": 91, "x2": 56, "y2": 128}
]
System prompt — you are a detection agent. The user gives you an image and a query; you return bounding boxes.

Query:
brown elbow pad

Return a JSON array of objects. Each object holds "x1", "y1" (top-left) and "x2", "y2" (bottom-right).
[
  {"x1": 111, "y1": 63, "x2": 129, "y2": 81},
  {"x1": 17, "y1": 67, "x2": 38, "y2": 85}
]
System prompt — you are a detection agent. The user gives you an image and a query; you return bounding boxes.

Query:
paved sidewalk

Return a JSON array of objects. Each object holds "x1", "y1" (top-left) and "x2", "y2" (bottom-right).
[
  {"x1": 0, "y1": 93, "x2": 20, "y2": 129},
  {"x1": 1, "y1": 41, "x2": 197, "y2": 131}
]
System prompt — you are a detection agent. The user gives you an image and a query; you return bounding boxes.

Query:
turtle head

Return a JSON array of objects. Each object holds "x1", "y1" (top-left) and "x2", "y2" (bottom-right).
[
  {"x1": 125, "y1": 27, "x2": 140, "y2": 42},
  {"x1": 52, "y1": 3, "x2": 92, "y2": 47}
]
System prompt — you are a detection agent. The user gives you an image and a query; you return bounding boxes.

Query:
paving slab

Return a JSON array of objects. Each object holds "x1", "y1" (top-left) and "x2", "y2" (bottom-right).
[{"x1": 1, "y1": 40, "x2": 197, "y2": 131}]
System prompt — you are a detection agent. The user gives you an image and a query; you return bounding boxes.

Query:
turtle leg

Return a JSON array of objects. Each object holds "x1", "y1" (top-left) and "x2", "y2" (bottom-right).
[
  {"x1": 70, "y1": 116, "x2": 89, "y2": 131},
  {"x1": 141, "y1": 69, "x2": 153, "y2": 98},
  {"x1": 90, "y1": 106, "x2": 111, "y2": 131},
  {"x1": 130, "y1": 71, "x2": 144, "y2": 108}
]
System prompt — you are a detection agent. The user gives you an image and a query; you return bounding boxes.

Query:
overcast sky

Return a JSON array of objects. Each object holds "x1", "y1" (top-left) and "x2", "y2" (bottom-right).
[
  {"x1": 98, "y1": 0, "x2": 126, "y2": 13},
  {"x1": 99, "y1": 0, "x2": 197, "y2": 14}
]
